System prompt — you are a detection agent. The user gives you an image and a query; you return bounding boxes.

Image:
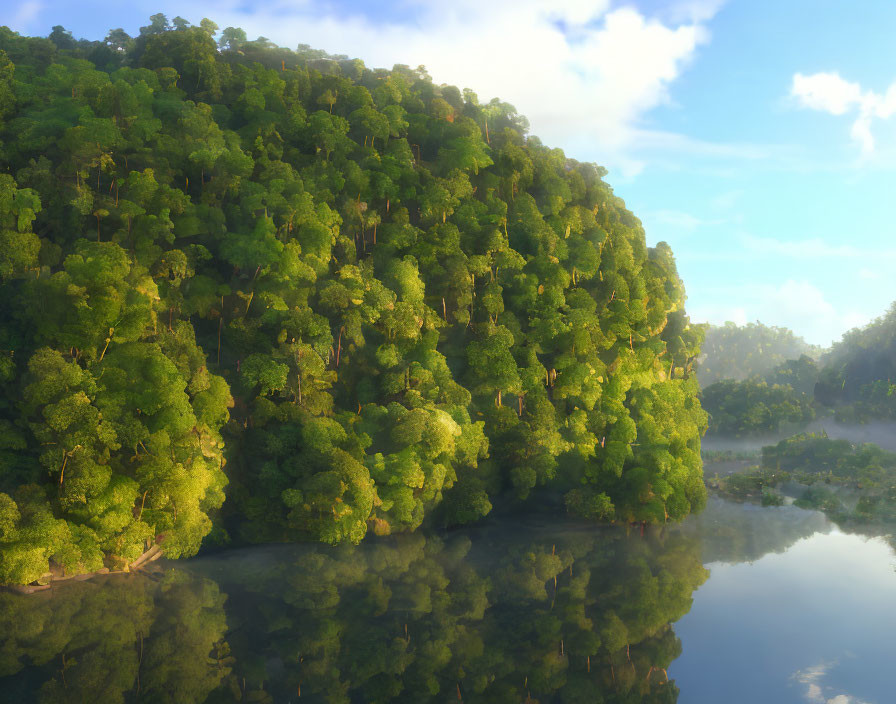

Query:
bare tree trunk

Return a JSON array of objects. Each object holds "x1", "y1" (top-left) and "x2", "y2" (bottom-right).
[{"x1": 137, "y1": 490, "x2": 148, "y2": 521}]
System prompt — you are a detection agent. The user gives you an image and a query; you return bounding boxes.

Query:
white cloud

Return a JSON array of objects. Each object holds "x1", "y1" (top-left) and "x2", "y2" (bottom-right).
[
  {"x1": 791, "y1": 71, "x2": 896, "y2": 154},
  {"x1": 689, "y1": 280, "x2": 870, "y2": 347},
  {"x1": 133, "y1": 0, "x2": 719, "y2": 175},
  {"x1": 790, "y1": 660, "x2": 874, "y2": 704},
  {"x1": 805, "y1": 684, "x2": 824, "y2": 703},
  {"x1": 793, "y1": 661, "x2": 830, "y2": 703},
  {"x1": 792, "y1": 72, "x2": 862, "y2": 116}
]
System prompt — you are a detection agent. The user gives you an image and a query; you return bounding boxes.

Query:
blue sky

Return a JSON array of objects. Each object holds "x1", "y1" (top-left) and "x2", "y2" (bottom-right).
[{"x1": 4, "y1": 0, "x2": 896, "y2": 346}]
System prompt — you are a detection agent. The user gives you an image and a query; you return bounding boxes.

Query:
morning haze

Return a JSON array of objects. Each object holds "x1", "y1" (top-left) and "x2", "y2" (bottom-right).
[{"x1": 0, "y1": 7, "x2": 894, "y2": 703}]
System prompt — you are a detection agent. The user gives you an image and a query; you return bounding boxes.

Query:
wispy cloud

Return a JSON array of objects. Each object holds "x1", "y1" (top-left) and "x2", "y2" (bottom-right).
[
  {"x1": 710, "y1": 189, "x2": 743, "y2": 210},
  {"x1": 631, "y1": 127, "x2": 783, "y2": 161},
  {"x1": 615, "y1": 127, "x2": 813, "y2": 180},
  {"x1": 858, "y1": 268, "x2": 881, "y2": 281},
  {"x1": 791, "y1": 660, "x2": 872, "y2": 704},
  {"x1": 678, "y1": 233, "x2": 896, "y2": 263},
  {"x1": 642, "y1": 208, "x2": 730, "y2": 233},
  {"x1": 791, "y1": 71, "x2": 896, "y2": 154},
  {"x1": 739, "y1": 234, "x2": 896, "y2": 260},
  {"x1": 657, "y1": 0, "x2": 727, "y2": 24},
  {"x1": 5, "y1": 0, "x2": 43, "y2": 32}
]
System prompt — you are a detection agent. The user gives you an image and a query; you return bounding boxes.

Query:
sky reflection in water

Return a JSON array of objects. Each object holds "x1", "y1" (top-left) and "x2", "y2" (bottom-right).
[{"x1": 673, "y1": 509, "x2": 896, "y2": 704}]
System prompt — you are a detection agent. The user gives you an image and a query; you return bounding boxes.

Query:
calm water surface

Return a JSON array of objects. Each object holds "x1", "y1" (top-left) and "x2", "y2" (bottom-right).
[
  {"x1": 674, "y1": 501, "x2": 896, "y2": 704},
  {"x1": 1, "y1": 495, "x2": 893, "y2": 703}
]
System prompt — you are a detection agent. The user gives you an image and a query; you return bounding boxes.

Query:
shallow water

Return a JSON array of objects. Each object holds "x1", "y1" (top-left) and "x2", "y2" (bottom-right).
[{"x1": 0, "y1": 498, "x2": 892, "y2": 703}]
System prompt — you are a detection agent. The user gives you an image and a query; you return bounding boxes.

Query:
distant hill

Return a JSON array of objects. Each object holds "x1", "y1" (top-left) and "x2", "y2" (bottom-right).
[
  {"x1": 697, "y1": 322, "x2": 820, "y2": 388},
  {"x1": 816, "y1": 304, "x2": 896, "y2": 420}
]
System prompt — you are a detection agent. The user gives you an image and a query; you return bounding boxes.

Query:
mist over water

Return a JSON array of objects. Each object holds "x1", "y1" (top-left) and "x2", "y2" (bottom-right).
[
  {"x1": 702, "y1": 419, "x2": 896, "y2": 454},
  {"x1": 806, "y1": 419, "x2": 896, "y2": 451}
]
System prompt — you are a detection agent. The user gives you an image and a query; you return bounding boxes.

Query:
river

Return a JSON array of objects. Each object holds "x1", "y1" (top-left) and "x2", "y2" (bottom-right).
[{"x1": 0, "y1": 490, "x2": 892, "y2": 703}]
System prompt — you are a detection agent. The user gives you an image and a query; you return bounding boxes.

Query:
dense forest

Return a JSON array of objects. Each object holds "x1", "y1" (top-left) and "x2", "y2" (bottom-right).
[
  {"x1": 0, "y1": 17, "x2": 707, "y2": 585},
  {"x1": 816, "y1": 303, "x2": 896, "y2": 421},
  {"x1": 698, "y1": 323, "x2": 821, "y2": 437},
  {"x1": 696, "y1": 322, "x2": 819, "y2": 388},
  {"x1": 700, "y1": 308, "x2": 896, "y2": 436},
  {"x1": 699, "y1": 375, "x2": 816, "y2": 437}
]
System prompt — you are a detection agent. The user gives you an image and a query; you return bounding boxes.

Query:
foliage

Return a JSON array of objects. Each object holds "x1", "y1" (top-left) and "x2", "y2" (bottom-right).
[
  {"x1": 762, "y1": 432, "x2": 896, "y2": 485},
  {"x1": 0, "y1": 17, "x2": 706, "y2": 582},
  {"x1": 697, "y1": 322, "x2": 819, "y2": 388},
  {"x1": 701, "y1": 449, "x2": 761, "y2": 462},
  {"x1": 708, "y1": 468, "x2": 777, "y2": 503},
  {"x1": 816, "y1": 304, "x2": 896, "y2": 421},
  {"x1": 700, "y1": 379, "x2": 815, "y2": 437},
  {"x1": 763, "y1": 354, "x2": 819, "y2": 396},
  {"x1": 711, "y1": 432, "x2": 896, "y2": 526}
]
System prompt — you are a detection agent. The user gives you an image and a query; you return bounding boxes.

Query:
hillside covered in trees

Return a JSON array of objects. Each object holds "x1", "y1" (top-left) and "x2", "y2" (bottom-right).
[
  {"x1": 697, "y1": 322, "x2": 819, "y2": 388},
  {"x1": 0, "y1": 16, "x2": 706, "y2": 585},
  {"x1": 697, "y1": 322, "x2": 821, "y2": 437},
  {"x1": 699, "y1": 308, "x2": 896, "y2": 436},
  {"x1": 816, "y1": 304, "x2": 896, "y2": 421}
]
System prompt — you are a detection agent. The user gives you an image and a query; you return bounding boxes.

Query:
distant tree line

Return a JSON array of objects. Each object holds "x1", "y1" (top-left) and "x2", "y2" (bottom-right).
[
  {"x1": 699, "y1": 312, "x2": 896, "y2": 436},
  {"x1": 697, "y1": 321, "x2": 819, "y2": 388}
]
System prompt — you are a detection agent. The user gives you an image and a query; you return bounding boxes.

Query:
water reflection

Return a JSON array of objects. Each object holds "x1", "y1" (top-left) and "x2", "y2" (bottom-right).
[
  {"x1": 0, "y1": 522, "x2": 708, "y2": 703},
  {"x1": 0, "y1": 572, "x2": 228, "y2": 703},
  {"x1": 671, "y1": 529, "x2": 896, "y2": 704},
  {"x1": 6, "y1": 499, "x2": 888, "y2": 704},
  {"x1": 682, "y1": 496, "x2": 831, "y2": 564}
]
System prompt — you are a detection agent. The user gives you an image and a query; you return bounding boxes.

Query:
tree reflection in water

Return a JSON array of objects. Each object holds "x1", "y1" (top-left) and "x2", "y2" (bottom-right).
[{"x1": 0, "y1": 522, "x2": 708, "y2": 703}]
